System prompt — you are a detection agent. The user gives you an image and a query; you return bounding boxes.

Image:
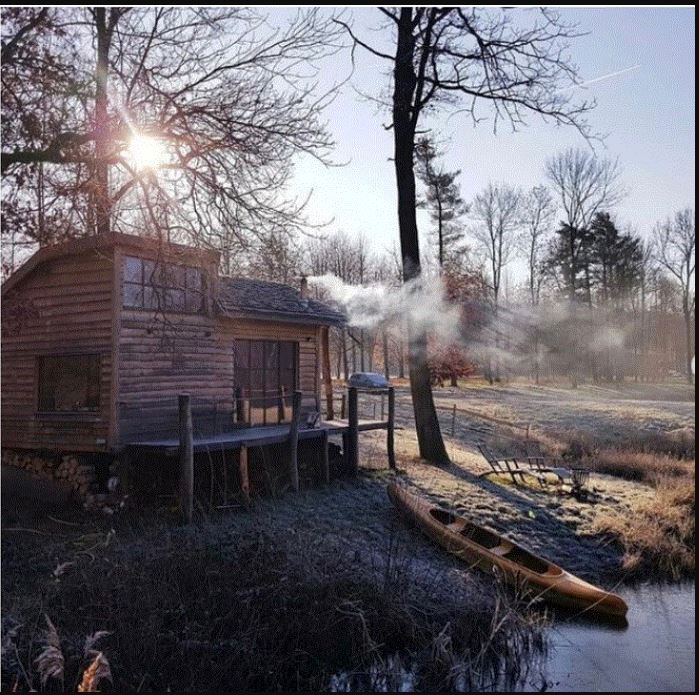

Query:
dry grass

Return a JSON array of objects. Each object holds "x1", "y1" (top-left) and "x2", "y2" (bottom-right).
[
  {"x1": 524, "y1": 426, "x2": 695, "y2": 581},
  {"x1": 2, "y1": 526, "x2": 546, "y2": 693},
  {"x1": 593, "y1": 476, "x2": 695, "y2": 580}
]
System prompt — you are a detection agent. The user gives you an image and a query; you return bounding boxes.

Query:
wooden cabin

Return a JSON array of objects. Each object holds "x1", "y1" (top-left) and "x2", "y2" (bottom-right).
[{"x1": 1, "y1": 233, "x2": 345, "y2": 457}]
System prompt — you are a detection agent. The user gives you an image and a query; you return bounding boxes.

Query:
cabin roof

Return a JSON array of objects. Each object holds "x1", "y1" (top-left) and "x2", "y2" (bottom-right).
[
  {"x1": 2, "y1": 233, "x2": 345, "y2": 326},
  {"x1": 217, "y1": 277, "x2": 345, "y2": 326}
]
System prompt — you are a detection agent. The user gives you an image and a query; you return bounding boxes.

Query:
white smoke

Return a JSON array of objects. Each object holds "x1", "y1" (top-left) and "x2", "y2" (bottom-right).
[
  {"x1": 310, "y1": 273, "x2": 641, "y2": 379},
  {"x1": 308, "y1": 274, "x2": 462, "y2": 344}
]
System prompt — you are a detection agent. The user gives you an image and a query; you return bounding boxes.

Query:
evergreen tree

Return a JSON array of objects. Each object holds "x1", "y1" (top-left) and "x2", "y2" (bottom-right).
[{"x1": 415, "y1": 137, "x2": 468, "y2": 270}]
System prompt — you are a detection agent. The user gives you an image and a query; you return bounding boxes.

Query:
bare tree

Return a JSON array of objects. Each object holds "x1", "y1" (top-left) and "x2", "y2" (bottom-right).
[
  {"x1": 339, "y1": 7, "x2": 594, "y2": 463},
  {"x1": 2, "y1": 8, "x2": 344, "y2": 260},
  {"x1": 520, "y1": 185, "x2": 556, "y2": 305},
  {"x1": 545, "y1": 148, "x2": 625, "y2": 230},
  {"x1": 654, "y1": 208, "x2": 696, "y2": 384},
  {"x1": 470, "y1": 183, "x2": 521, "y2": 308}
]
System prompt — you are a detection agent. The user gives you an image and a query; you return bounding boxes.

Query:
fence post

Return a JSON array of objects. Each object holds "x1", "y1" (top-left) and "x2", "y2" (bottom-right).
[
  {"x1": 278, "y1": 386, "x2": 286, "y2": 423},
  {"x1": 347, "y1": 387, "x2": 359, "y2": 474},
  {"x1": 387, "y1": 387, "x2": 396, "y2": 470},
  {"x1": 239, "y1": 445, "x2": 250, "y2": 505},
  {"x1": 451, "y1": 403, "x2": 457, "y2": 437},
  {"x1": 179, "y1": 394, "x2": 194, "y2": 524},
  {"x1": 288, "y1": 390, "x2": 303, "y2": 491},
  {"x1": 321, "y1": 428, "x2": 330, "y2": 484}
]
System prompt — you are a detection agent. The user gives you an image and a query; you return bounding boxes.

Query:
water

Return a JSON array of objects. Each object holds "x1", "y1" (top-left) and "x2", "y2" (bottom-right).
[
  {"x1": 330, "y1": 583, "x2": 695, "y2": 692},
  {"x1": 536, "y1": 583, "x2": 695, "y2": 692}
]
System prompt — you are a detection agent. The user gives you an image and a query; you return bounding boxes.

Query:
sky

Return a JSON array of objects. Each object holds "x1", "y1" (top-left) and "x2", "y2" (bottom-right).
[{"x1": 285, "y1": 7, "x2": 696, "y2": 270}]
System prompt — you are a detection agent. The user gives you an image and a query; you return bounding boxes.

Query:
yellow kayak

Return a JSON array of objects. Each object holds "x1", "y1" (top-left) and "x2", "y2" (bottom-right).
[{"x1": 387, "y1": 482, "x2": 628, "y2": 618}]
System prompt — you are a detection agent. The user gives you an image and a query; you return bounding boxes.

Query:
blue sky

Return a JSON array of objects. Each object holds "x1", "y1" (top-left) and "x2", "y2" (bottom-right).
[{"x1": 288, "y1": 7, "x2": 695, "y2": 263}]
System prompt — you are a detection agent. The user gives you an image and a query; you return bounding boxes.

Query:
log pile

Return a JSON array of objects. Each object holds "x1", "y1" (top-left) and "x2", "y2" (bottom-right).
[{"x1": 2, "y1": 449, "x2": 99, "y2": 501}]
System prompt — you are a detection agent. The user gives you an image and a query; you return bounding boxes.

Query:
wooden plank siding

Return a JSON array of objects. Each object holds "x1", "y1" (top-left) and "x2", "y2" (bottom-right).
[
  {"x1": 2, "y1": 236, "x2": 327, "y2": 454},
  {"x1": 116, "y1": 311, "x2": 321, "y2": 447},
  {"x1": 1, "y1": 250, "x2": 116, "y2": 452}
]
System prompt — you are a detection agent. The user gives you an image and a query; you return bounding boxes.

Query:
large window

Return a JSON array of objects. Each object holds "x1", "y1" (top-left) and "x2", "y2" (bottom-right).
[
  {"x1": 234, "y1": 340, "x2": 297, "y2": 424},
  {"x1": 37, "y1": 355, "x2": 100, "y2": 413},
  {"x1": 123, "y1": 256, "x2": 205, "y2": 313}
]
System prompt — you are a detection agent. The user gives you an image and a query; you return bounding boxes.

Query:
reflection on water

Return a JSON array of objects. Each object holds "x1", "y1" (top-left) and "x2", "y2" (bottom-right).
[
  {"x1": 330, "y1": 584, "x2": 695, "y2": 692},
  {"x1": 534, "y1": 583, "x2": 695, "y2": 692}
]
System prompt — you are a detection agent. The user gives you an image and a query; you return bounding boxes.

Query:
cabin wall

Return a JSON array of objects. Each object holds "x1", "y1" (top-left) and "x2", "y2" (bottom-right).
[
  {"x1": 1, "y1": 249, "x2": 116, "y2": 452},
  {"x1": 117, "y1": 308, "x2": 321, "y2": 445}
]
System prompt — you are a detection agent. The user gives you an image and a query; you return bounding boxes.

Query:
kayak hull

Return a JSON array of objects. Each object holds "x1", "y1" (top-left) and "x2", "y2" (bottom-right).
[{"x1": 387, "y1": 482, "x2": 628, "y2": 618}]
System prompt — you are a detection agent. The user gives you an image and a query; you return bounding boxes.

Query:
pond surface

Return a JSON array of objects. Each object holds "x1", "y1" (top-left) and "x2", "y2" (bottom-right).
[{"x1": 536, "y1": 582, "x2": 695, "y2": 692}]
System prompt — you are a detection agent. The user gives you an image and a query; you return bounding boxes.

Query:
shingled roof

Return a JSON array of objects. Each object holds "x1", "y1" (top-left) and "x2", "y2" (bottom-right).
[{"x1": 217, "y1": 277, "x2": 345, "y2": 326}]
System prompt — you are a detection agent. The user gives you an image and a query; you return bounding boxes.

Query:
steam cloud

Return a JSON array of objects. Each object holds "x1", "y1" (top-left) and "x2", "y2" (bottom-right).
[
  {"x1": 308, "y1": 274, "x2": 462, "y2": 345},
  {"x1": 309, "y1": 273, "x2": 640, "y2": 376}
]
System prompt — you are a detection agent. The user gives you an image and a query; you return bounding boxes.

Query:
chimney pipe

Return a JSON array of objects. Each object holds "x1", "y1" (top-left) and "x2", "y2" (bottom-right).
[{"x1": 300, "y1": 275, "x2": 308, "y2": 299}]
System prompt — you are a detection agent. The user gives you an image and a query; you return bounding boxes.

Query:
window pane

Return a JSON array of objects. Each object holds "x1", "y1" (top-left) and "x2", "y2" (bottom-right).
[
  {"x1": 123, "y1": 283, "x2": 143, "y2": 308},
  {"x1": 250, "y1": 341, "x2": 264, "y2": 368},
  {"x1": 165, "y1": 288, "x2": 186, "y2": 312},
  {"x1": 265, "y1": 341, "x2": 279, "y2": 369},
  {"x1": 144, "y1": 286, "x2": 160, "y2": 310},
  {"x1": 280, "y1": 342, "x2": 295, "y2": 370},
  {"x1": 38, "y1": 355, "x2": 100, "y2": 412},
  {"x1": 234, "y1": 341, "x2": 249, "y2": 369},
  {"x1": 124, "y1": 256, "x2": 142, "y2": 283},
  {"x1": 143, "y1": 259, "x2": 156, "y2": 286},
  {"x1": 186, "y1": 266, "x2": 202, "y2": 292},
  {"x1": 185, "y1": 289, "x2": 203, "y2": 313},
  {"x1": 280, "y1": 368, "x2": 295, "y2": 392}
]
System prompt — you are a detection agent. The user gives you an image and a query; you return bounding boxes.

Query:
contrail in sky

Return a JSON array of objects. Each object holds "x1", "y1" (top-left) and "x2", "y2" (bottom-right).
[{"x1": 562, "y1": 64, "x2": 641, "y2": 92}]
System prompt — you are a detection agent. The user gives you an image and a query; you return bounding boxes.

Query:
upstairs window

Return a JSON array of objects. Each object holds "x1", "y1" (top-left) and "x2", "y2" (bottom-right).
[
  {"x1": 123, "y1": 256, "x2": 205, "y2": 313},
  {"x1": 38, "y1": 354, "x2": 100, "y2": 413}
]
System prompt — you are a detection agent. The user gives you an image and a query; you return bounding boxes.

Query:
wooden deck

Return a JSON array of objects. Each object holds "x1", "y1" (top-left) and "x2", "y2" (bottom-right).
[
  {"x1": 133, "y1": 386, "x2": 396, "y2": 522},
  {"x1": 127, "y1": 419, "x2": 388, "y2": 455}
]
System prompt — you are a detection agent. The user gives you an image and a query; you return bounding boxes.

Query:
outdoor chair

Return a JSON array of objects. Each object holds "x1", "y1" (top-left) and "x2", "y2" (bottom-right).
[{"x1": 477, "y1": 444, "x2": 548, "y2": 488}]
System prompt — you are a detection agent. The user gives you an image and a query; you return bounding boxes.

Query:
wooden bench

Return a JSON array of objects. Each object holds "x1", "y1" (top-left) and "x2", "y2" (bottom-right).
[{"x1": 477, "y1": 444, "x2": 548, "y2": 487}]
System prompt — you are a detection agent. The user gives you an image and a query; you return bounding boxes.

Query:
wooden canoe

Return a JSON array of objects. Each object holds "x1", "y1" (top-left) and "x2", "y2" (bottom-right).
[{"x1": 387, "y1": 482, "x2": 628, "y2": 618}]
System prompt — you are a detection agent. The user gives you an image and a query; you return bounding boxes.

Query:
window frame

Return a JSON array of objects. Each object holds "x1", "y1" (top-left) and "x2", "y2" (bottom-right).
[
  {"x1": 233, "y1": 339, "x2": 298, "y2": 425},
  {"x1": 36, "y1": 353, "x2": 101, "y2": 416},
  {"x1": 122, "y1": 256, "x2": 206, "y2": 314}
]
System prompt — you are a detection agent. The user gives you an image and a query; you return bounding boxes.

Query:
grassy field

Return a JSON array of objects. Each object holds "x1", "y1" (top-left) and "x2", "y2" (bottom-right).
[{"x1": 2, "y1": 380, "x2": 694, "y2": 692}]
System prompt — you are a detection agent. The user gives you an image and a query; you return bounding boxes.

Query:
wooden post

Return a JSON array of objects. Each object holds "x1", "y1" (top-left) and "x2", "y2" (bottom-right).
[
  {"x1": 179, "y1": 394, "x2": 194, "y2": 524},
  {"x1": 234, "y1": 387, "x2": 244, "y2": 424},
  {"x1": 381, "y1": 393, "x2": 385, "y2": 421},
  {"x1": 451, "y1": 403, "x2": 457, "y2": 437},
  {"x1": 340, "y1": 392, "x2": 347, "y2": 420},
  {"x1": 288, "y1": 390, "x2": 302, "y2": 491},
  {"x1": 387, "y1": 386, "x2": 396, "y2": 470},
  {"x1": 321, "y1": 326, "x2": 334, "y2": 420},
  {"x1": 348, "y1": 386, "x2": 359, "y2": 474},
  {"x1": 321, "y1": 428, "x2": 330, "y2": 484},
  {"x1": 239, "y1": 445, "x2": 250, "y2": 505},
  {"x1": 278, "y1": 386, "x2": 286, "y2": 423}
]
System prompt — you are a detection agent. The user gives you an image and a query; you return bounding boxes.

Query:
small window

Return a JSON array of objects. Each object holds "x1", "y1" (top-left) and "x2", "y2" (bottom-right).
[
  {"x1": 123, "y1": 256, "x2": 205, "y2": 313},
  {"x1": 38, "y1": 355, "x2": 100, "y2": 412}
]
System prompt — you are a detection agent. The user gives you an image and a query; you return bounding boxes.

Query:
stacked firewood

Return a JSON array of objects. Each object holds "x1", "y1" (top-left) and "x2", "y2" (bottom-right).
[{"x1": 2, "y1": 450, "x2": 98, "y2": 499}]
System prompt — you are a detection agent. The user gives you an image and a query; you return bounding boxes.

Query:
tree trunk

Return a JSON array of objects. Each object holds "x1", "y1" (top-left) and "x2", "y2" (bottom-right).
[
  {"x1": 383, "y1": 328, "x2": 390, "y2": 380},
  {"x1": 392, "y1": 8, "x2": 448, "y2": 464},
  {"x1": 94, "y1": 9, "x2": 112, "y2": 235},
  {"x1": 684, "y1": 304, "x2": 694, "y2": 385}
]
